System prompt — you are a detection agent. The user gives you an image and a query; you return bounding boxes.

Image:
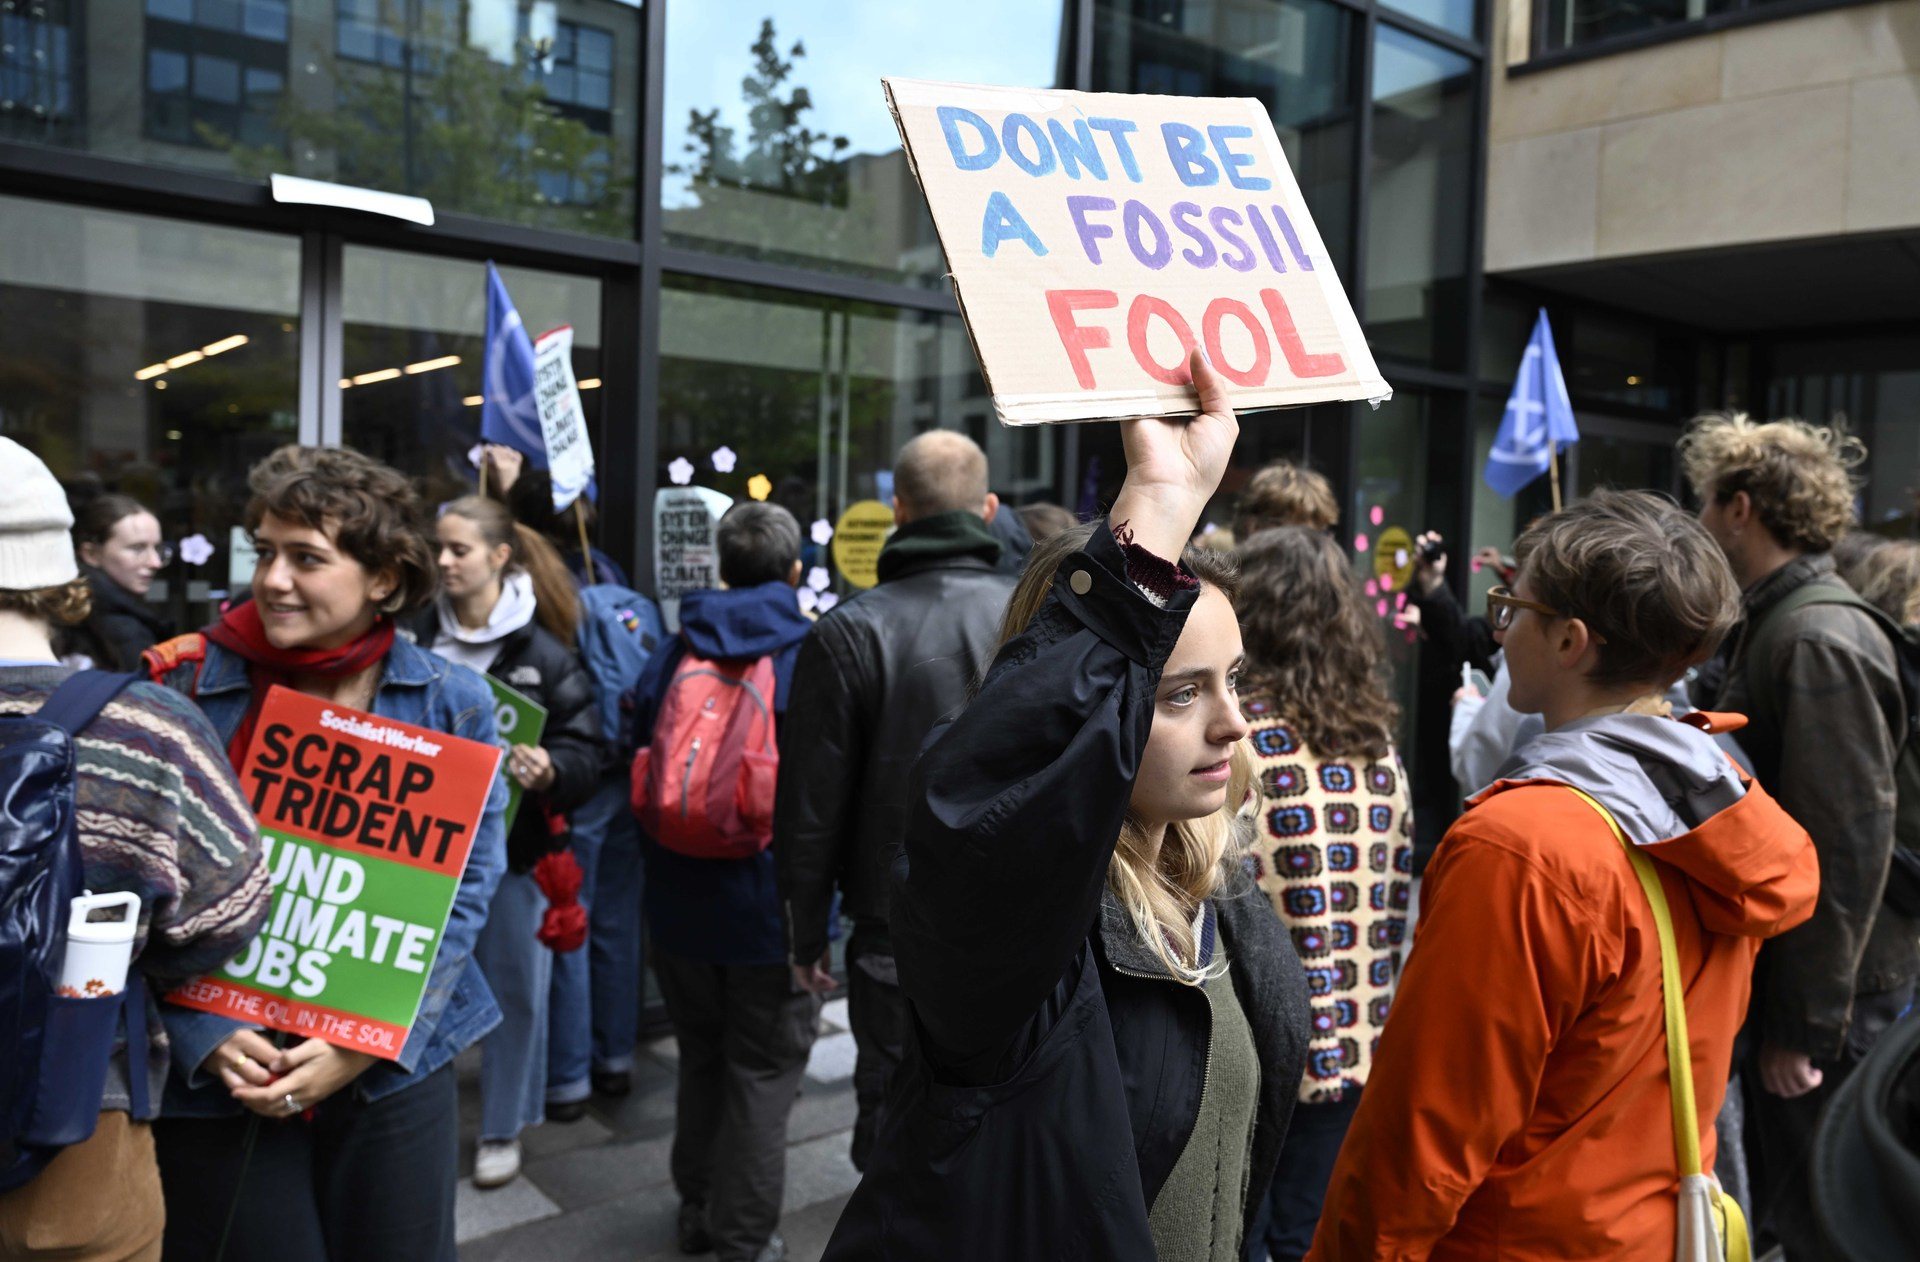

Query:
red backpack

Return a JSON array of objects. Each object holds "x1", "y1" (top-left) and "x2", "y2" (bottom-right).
[{"x1": 630, "y1": 652, "x2": 779, "y2": 859}]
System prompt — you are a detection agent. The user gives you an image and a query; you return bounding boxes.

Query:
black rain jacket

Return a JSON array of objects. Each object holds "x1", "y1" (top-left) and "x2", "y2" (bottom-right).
[{"x1": 823, "y1": 524, "x2": 1309, "y2": 1260}]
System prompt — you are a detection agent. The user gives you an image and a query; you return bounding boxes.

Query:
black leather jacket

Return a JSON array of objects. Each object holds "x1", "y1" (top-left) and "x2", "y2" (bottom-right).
[
  {"x1": 824, "y1": 524, "x2": 1308, "y2": 1260},
  {"x1": 407, "y1": 613, "x2": 606, "y2": 872},
  {"x1": 773, "y1": 541, "x2": 1015, "y2": 964}
]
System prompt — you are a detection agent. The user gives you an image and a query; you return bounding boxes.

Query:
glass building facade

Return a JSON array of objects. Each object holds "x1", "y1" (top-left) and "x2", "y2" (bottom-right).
[{"x1": 1, "y1": 0, "x2": 1489, "y2": 706}]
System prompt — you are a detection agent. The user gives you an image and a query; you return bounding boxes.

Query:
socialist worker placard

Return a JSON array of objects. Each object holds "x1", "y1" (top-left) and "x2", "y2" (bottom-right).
[{"x1": 169, "y1": 686, "x2": 503, "y2": 1060}]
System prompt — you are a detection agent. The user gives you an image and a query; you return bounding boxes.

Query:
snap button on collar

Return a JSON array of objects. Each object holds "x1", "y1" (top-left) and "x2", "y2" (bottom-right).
[{"x1": 1069, "y1": 569, "x2": 1092, "y2": 596}]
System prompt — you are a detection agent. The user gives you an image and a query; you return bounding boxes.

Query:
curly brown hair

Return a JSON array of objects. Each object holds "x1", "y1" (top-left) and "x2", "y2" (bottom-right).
[
  {"x1": 1677, "y1": 412, "x2": 1863, "y2": 552},
  {"x1": 0, "y1": 578, "x2": 91, "y2": 627},
  {"x1": 1235, "y1": 526, "x2": 1397, "y2": 759},
  {"x1": 245, "y1": 445, "x2": 437, "y2": 615},
  {"x1": 1232, "y1": 460, "x2": 1338, "y2": 539}
]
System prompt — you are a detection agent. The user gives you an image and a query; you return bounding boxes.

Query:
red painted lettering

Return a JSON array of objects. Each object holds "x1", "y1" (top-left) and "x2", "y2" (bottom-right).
[
  {"x1": 1201, "y1": 298, "x2": 1271, "y2": 387},
  {"x1": 1045, "y1": 289, "x2": 1119, "y2": 390},
  {"x1": 1259, "y1": 289, "x2": 1346, "y2": 379},
  {"x1": 1126, "y1": 295, "x2": 1198, "y2": 385}
]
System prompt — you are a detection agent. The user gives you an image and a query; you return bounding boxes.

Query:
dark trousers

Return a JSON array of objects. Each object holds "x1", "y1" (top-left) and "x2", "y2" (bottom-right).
[
  {"x1": 1746, "y1": 984, "x2": 1913, "y2": 1260},
  {"x1": 654, "y1": 951, "x2": 821, "y2": 1262},
  {"x1": 1245, "y1": 1089, "x2": 1362, "y2": 1262},
  {"x1": 154, "y1": 1064, "x2": 459, "y2": 1262},
  {"x1": 846, "y1": 924, "x2": 908, "y2": 1173}
]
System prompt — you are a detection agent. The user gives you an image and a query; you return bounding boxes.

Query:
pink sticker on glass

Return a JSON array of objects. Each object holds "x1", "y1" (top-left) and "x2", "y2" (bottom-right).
[
  {"x1": 1354, "y1": 533, "x2": 1370, "y2": 553},
  {"x1": 1369, "y1": 505, "x2": 1384, "y2": 526},
  {"x1": 1376, "y1": 598, "x2": 1389, "y2": 617}
]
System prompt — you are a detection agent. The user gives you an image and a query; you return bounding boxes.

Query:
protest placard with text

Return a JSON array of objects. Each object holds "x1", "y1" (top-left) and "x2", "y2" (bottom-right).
[
  {"x1": 885, "y1": 78, "x2": 1389, "y2": 425},
  {"x1": 168, "y1": 687, "x2": 501, "y2": 1060}
]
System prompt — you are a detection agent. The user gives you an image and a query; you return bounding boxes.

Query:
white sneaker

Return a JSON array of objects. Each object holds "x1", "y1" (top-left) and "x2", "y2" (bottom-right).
[{"x1": 473, "y1": 1139, "x2": 521, "y2": 1188}]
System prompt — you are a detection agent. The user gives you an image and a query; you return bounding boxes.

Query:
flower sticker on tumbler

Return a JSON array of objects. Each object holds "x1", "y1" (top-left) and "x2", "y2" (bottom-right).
[
  {"x1": 747, "y1": 475, "x2": 773, "y2": 502},
  {"x1": 711, "y1": 446, "x2": 738, "y2": 474},
  {"x1": 806, "y1": 567, "x2": 831, "y2": 592},
  {"x1": 179, "y1": 534, "x2": 214, "y2": 567},
  {"x1": 668, "y1": 457, "x2": 695, "y2": 486}
]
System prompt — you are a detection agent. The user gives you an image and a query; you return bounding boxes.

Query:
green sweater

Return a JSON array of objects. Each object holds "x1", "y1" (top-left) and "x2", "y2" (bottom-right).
[{"x1": 1148, "y1": 958, "x2": 1262, "y2": 1261}]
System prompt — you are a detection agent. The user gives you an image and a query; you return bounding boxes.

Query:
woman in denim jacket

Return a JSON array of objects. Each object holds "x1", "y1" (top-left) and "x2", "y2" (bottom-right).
[{"x1": 144, "y1": 446, "x2": 508, "y2": 1262}]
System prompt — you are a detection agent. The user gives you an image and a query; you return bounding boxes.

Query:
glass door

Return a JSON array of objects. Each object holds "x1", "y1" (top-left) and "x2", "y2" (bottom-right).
[{"x1": 0, "y1": 192, "x2": 302, "y2": 635}]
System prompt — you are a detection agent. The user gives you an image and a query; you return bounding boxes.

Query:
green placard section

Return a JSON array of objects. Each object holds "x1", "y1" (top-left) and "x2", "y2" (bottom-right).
[
  {"x1": 218, "y1": 831, "x2": 458, "y2": 1027},
  {"x1": 487, "y1": 675, "x2": 548, "y2": 834}
]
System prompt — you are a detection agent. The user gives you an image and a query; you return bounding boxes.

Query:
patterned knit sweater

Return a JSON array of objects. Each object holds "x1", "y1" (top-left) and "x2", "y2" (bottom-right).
[
  {"x1": 0, "y1": 666, "x2": 270, "y2": 1116},
  {"x1": 1240, "y1": 694, "x2": 1413, "y2": 1105}
]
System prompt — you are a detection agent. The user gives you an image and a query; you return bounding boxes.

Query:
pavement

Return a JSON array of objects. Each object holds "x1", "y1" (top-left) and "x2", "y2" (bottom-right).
[{"x1": 454, "y1": 998, "x2": 863, "y2": 1261}]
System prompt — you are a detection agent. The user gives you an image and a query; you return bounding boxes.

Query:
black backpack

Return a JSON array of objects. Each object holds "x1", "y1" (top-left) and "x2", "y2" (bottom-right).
[
  {"x1": 1744, "y1": 582, "x2": 1920, "y2": 918},
  {"x1": 0, "y1": 670, "x2": 146, "y2": 1189}
]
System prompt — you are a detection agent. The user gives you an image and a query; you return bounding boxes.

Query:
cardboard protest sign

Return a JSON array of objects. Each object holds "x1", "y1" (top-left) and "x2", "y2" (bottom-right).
[
  {"x1": 486, "y1": 676, "x2": 548, "y2": 835},
  {"x1": 884, "y1": 78, "x2": 1389, "y2": 425},
  {"x1": 532, "y1": 325, "x2": 594, "y2": 511},
  {"x1": 654, "y1": 486, "x2": 732, "y2": 632},
  {"x1": 169, "y1": 687, "x2": 501, "y2": 1060}
]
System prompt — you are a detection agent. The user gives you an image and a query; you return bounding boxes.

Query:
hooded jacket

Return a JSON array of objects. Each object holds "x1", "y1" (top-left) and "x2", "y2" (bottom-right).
[
  {"x1": 631, "y1": 581, "x2": 812, "y2": 966},
  {"x1": 1309, "y1": 710, "x2": 1818, "y2": 1261},
  {"x1": 407, "y1": 576, "x2": 605, "y2": 872}
]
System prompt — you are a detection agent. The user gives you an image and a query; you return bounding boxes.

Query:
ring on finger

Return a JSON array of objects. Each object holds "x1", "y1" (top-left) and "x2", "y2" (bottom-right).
[
  {"x1": 229, "y1": 1051, "x2": 249, "y2": 1070},
  {"x1": 283, "y1": 1093, "x2": 300, "y2": 1113}
]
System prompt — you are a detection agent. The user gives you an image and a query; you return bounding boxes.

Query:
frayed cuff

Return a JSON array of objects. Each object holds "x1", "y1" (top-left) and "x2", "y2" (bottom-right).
[{"x1": 1111, "y1": 521, "x2": 1198, "y2": 608}]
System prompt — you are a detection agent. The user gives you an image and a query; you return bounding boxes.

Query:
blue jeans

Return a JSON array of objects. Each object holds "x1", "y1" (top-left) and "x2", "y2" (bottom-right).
[
  {"x1": 548, "y1": 778, "x2": 645, "y2": 1103},
  {"x1": 474, "y1": 871, "x2": 551, "y2": 1142}
]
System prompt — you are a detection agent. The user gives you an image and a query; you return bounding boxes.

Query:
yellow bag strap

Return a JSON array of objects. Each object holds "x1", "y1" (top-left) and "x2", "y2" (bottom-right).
[{"x1": 1566, "y1": 787, "x2": 1702, "y2": 1178}]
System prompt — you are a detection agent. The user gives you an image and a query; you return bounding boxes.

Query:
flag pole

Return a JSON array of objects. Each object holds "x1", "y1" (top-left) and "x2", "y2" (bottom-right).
[
  {"x1": 1548, "y1": 444, "x2": 1563, "y2": 512},
  {"x1": 575, "y1": 499, "x2": 597, "y2": 586}
]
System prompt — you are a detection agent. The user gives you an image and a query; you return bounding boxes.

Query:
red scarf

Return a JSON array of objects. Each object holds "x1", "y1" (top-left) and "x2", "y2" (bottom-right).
[{"x1": 203, "y1": 601, "x2": 395, "y2": 767}]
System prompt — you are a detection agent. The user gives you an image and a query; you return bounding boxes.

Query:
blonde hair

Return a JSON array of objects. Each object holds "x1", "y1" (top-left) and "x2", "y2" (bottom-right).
[
  {"x1": 1846, "y1": 539, "x2": 1920, "y2": 626},
  {"x1": 1677, "y1": 412, "x2": 1864, "y2": 552},
  {"x1": 1001, "y1": 524, "x2": 1252, "y2": 982}
]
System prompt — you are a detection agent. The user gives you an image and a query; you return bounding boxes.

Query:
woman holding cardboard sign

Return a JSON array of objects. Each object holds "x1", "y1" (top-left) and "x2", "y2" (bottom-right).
[
  {"x1": 417, "y1": 495, "x2": 605, "y2": 1190},
  {"x1": 144, "y1": 446, "x2": 509, "y2": 1262},
  {"x1": 824, "y1": 351, "x2": 1310, "y2": 1261}
]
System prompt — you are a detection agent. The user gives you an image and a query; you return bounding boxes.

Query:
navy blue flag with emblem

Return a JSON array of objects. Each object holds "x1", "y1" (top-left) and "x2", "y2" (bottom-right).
[
  {"x1": 479, "y1": 261, "x2": 595, "y2": 503},
  {"x1": 1485, "y1": 309, "x2": 1579, "y2": 497}
]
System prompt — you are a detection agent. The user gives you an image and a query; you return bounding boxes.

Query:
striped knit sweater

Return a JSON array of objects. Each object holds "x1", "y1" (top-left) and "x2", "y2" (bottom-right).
[{"x1": 0, "y1": 665, "x2": 269, "y2": 1116}]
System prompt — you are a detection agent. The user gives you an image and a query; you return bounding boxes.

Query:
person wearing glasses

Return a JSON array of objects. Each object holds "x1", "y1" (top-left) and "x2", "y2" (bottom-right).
[
  {"x1": 64, "y1": 494, "x2": 174, "y2": 670},
  {"x1": 1309, "y1": 490, "x2": 1817, "y2": 1261}
]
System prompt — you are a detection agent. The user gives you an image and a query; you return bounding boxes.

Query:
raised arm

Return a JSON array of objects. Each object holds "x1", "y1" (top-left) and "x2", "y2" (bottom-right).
[{"x1": 892, "y1": 348, "x2": 1238, "y2": 1077}]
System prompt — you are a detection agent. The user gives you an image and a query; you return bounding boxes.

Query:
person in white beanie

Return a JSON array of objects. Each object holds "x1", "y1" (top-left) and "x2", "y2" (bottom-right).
[{"x1": 0, "y1": 436, "x2": 269, "y2": 1262}]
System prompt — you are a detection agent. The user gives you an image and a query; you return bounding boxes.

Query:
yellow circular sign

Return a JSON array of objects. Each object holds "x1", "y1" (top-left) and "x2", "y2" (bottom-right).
[
  {"x1": 1372, "y1": 525, "x2": 1414, "y2": 593},
  {"x1": 831, "y1": 500, "x2": 895, "y2": 590}
]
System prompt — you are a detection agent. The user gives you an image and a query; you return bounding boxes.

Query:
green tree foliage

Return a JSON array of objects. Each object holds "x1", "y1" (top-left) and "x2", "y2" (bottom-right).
[
  {"x1": 214, "y1": 30, "x2": 631, "y2": 238},
  {"x1": 671, "y1": 17, "x2": 850, "y2": 207}
]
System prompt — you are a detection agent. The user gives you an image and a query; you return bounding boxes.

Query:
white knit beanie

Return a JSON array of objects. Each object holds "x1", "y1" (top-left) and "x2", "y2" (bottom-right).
[{"x1": 0, "y1": 437, "x2": 79, "y2": 590}]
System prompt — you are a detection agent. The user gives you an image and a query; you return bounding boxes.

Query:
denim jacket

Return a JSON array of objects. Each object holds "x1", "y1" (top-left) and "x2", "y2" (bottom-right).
[{"x1": 158, "y1": 634, "x2": 509, "y2": 1111}]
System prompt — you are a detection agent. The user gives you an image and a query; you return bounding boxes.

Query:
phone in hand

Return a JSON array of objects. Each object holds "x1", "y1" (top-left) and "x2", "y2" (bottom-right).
[{"x1": 1460, "y1": 664, "x2": 1492, "y2": 699}]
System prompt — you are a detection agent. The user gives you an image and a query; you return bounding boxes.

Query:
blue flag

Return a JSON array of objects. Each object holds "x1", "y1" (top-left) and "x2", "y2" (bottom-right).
[
  {"x1": 1485, "y1": 309, "x2": 1579, "y2": 498},
  {"x1": 480, "y1": 262, "x2": 543, "y2": 459},
  {"x1": 479, "y1": 262, "x2": 595, "y2": 504}
]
